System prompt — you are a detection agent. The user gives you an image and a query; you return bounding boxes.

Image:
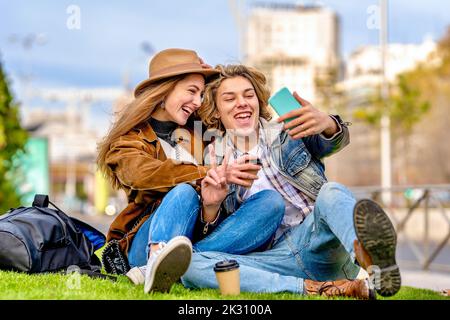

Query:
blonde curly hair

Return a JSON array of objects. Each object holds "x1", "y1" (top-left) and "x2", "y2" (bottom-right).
[{"x1": 198, "y1": 64, "x2": 272, "y2": 131}]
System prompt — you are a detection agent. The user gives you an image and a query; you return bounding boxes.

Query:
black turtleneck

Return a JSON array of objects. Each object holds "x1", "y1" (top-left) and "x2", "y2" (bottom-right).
[{"x1": 149, "y1": 117, "x2": 178, "y2": 147}]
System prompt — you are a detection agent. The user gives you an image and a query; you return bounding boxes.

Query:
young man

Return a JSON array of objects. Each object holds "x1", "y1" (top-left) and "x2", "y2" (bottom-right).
[{"x1": 181, "y1": 64, "x2": 401, "y2": 299}]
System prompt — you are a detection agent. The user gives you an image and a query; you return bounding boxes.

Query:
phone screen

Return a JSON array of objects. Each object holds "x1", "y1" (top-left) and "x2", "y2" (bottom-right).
[{"x1": 268, "y1": 87, "x2": 302, "y2": 123}]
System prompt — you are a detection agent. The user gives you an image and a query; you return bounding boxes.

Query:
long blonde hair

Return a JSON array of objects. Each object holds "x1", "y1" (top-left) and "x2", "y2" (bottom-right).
[
  {"x1": 198, "y1": 64, "x2": 272, "y2": 131},
  {"x1": 97, "y1": 75, "x2": 185, "y2": 189}
]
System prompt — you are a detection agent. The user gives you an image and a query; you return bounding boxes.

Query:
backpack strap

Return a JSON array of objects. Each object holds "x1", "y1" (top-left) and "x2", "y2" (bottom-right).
[
  {"x1": 32, "y1": 194, "x2": 49, "y2": 208},
  {"x1": 32, "y1": 194, "x2": 65, "y2": 213}
]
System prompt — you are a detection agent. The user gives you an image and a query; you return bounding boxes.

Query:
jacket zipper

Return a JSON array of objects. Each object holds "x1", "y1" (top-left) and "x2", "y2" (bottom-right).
[{"x1": 203, "y1": 222, "x2": 210, "y2": 235}]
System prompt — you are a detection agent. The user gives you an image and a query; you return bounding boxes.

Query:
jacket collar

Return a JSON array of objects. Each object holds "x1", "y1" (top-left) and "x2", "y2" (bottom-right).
[
  {"x1": 137, "y1": 121, "x2": 158, "y2": 143},
  {"x1": 259, "y1": 118, "x2": 283, "y2": 146}
]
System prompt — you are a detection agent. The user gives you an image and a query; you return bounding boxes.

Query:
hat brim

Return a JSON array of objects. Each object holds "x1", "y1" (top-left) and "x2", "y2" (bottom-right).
[{"x1": 134, "y1": 68, "x2": 220, "y2": 98}]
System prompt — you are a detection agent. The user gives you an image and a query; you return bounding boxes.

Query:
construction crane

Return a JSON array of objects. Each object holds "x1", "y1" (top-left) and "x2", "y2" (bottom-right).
[{"x1": 228, "y1": 0, "x2": 247, "y2": 61}]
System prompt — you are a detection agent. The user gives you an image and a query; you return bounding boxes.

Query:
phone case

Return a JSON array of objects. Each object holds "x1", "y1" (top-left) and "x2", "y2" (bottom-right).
[{"x1": 268, "y1": 87, "x2": 302, "y2": 123}]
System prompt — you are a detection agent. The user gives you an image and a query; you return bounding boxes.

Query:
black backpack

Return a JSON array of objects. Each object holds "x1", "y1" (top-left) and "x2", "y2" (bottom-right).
[{"x1": 0, "y1": 194, "x2": 105, "y2": 273}]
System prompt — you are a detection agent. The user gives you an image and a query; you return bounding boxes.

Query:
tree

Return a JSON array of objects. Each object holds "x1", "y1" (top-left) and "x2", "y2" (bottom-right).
[
  {"x1": 0, "y1": 58, "x2": 28, "y2": 213},
  {"x1": 353, "y1": 73, "x2": 430, "y2": 135},
  {"x1": 315, "y1": 65, "x2": 349, "y2": 117},
  {"x1": 354, "y1": 26, "x2": 450, "y2": 184},
  {"x1": 414, "y1": 27, "x2": 450, "y2": 182},
  {"x1": 353, "y1": 74, "x2": 431, "y2": 184}
]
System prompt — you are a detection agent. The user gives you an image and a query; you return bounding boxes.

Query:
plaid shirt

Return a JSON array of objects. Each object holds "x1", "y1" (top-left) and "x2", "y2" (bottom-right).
[{"x1": 228, "y1": 124, "x2": 315, "y2": 230}]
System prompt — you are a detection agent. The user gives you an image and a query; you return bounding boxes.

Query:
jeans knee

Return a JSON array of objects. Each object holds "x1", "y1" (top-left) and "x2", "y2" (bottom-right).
[
  {"x1": 171, "y1": 183, "x2": 198, "y2": 197},
  {"x1": 258, "y1": 190, "x2": 285, "y2": 220},
  {"x1": 320, "y1": 181, "x2": 344, "y2": 193},
  {"x1": 317, "y1": 182, "x2": 346, "y2": 202},
  {"x1": 315, "y1": 182, "x2": 355, "y2": 219},
  {"x1": 158, "y1": 183, "x2": 200, "y2": 222}
]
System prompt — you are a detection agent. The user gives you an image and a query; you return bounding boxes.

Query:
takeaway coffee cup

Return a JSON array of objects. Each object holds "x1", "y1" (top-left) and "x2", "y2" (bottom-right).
[
  {"x1": 214, "y1": 260, "x2": 240, "y2": 296},
  {"x1": 244, "y1": 158, "x2": 262, "y2": 188}
]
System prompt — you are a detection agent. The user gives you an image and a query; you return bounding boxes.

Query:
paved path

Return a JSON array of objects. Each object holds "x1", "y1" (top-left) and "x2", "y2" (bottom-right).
[{"x1": 400, "y1": 269, "x2": 450, "y2": 293}]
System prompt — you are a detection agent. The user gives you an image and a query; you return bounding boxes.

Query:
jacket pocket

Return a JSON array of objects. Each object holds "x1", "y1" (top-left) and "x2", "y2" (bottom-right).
[
  {"x1": 281, "y1": 139, "x2": 311, "y2": 176},
  {"x1": 296, "y1": 159, "x2": 327, "y2": 192}
]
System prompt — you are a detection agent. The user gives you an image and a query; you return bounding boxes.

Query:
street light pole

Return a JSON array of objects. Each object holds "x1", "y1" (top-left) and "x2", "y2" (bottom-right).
[{"x1": 380, "y1": 0, "x2": 392, "y2": 205}]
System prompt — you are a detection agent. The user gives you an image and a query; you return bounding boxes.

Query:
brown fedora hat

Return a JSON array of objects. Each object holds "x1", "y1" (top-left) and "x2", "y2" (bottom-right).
[{"x1": 134, "y1": 48, "x2": 220, "y2": 97}]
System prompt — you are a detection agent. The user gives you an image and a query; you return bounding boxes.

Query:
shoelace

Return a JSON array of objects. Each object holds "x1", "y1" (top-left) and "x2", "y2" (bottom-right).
[
  {"x1": 149, "y1": 241, "x2": 167, "y2": 260},
  {"x1": 318, "y1": 280, "x2": 368, "y2": 298},
  {"x1": 318, "y1": 281, "x2": 344, "y2": 296},
  {"x1": 143, "y1": 242, "x2": 168, "y2": 277}
]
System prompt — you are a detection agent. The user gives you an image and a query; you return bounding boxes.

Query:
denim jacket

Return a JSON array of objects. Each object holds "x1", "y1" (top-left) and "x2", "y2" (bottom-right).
[{"x1": 221, "y1": 115, "x2": 350, "y2": 216}]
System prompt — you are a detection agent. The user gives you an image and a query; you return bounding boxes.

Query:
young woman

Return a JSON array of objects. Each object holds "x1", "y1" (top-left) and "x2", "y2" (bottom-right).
[
  {"x1": 97, "y1": 48, "x2": 216, "y2": 293},
  {"x1": 97, "y1": 50, "x2": 284, "y2": 294}
]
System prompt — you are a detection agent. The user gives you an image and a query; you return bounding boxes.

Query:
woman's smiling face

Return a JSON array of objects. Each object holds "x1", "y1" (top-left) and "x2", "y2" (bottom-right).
[{"x1": 163, "y1": 73, "x2": 205, "y2": 125}]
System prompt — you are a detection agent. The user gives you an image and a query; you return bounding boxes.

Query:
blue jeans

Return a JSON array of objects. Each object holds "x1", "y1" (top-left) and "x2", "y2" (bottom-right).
[
  {"x1": 181, "y1": 182, "x2": 361, "y2": 294},
  {"x1": 128, "y1": 183, "x2": 285, "y2": 268}
]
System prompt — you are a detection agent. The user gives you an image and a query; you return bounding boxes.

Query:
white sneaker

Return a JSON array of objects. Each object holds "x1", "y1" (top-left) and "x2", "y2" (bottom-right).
[
  {"x1": 126, "y1": 266, "x2": 146, "y2": 285},
  {"x1": 144, "y1": 236, "x2": 192, "y2": 294}
]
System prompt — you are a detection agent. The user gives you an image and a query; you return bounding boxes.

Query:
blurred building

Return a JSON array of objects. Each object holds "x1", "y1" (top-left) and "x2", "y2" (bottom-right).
[
  {"x1": 21, "y1": 87, "x2": 128, "y2": 214},
  {"x1": 328, "y1": 39, "x2": 437, "y2": 186},
  {"x1": 244, "y1": 2, "x2": 437, "y2": 186},
  {"x1": 341, "y1": 38, "x2": 436, "y2": 91},
  {"x1": 23, "y1": 108, "x2": 99, "y2": 212},
  {"x1": 245, "y1": 3, "x2": 340, "y2": 104}
]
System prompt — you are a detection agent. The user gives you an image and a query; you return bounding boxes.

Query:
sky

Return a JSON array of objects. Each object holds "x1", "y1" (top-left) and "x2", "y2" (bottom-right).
[{"x1": 0, "y1": 0, "x2": 449, "y2": 133}]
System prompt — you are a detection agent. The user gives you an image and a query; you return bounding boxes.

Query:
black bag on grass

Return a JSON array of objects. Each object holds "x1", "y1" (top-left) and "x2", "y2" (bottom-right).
[{"x1": 0, "y1": 194, "x2": 105, "y2": 273}]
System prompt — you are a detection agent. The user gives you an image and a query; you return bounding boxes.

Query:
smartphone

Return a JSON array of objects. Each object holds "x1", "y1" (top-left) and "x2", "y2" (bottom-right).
[
  {"x1": 242, "y1": 152, "x2": 262, "y2": 166},
  {"x1": 245, "y1": 158, "x2": 262, "y2": 166},
  {"x1": 268, "y1": 87, "x2": 302, "y2": 123}
]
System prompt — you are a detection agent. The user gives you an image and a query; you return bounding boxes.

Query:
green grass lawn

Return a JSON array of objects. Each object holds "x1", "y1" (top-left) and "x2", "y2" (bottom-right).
[
  {"x1": 0, "y1": 269, "x2": 447, "y2": 300},
  {"x1": 1, "y1": 247, "x2": 447, "y2": 300}
]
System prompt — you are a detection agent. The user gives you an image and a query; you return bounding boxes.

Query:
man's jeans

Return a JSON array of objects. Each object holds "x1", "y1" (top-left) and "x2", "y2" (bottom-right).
[
  {"x1": 128, "y1": 183, "x2": 285, "y2": 268},
  {"x1": 181, "y1": 182, "x2": 361, "y2": 294}
]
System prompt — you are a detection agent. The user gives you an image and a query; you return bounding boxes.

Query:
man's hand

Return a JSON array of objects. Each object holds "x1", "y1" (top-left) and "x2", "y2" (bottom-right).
[
  {"x1": 277, "y1": 92, "x2": 338, "y2": 140},
  {"x1": 198, "y1": 57, "x2": 213, "y2": 69},
  {"x1": 221, "y1": 153, "x2": 261, "y2": 188}
]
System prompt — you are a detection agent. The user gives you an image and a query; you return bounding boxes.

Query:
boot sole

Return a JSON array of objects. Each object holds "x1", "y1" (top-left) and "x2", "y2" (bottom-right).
[
  {"x1": 353, "y1": 199, "x2": 401, "y2": 297},
  {"x1": 144, "y1": 240, "x2": 192, "y2": 293}
]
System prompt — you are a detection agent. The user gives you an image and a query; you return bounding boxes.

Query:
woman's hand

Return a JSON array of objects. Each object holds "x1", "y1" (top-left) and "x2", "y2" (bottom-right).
[
  {"x1": 201, "y1": 145, "x2": 231, "y2": 222},
  {"x1": 201, "y1": 144, "x2": 229, "y2": 207},
  {"x1": 277, "y1": 92, "x2": 338, "y2": 140}
]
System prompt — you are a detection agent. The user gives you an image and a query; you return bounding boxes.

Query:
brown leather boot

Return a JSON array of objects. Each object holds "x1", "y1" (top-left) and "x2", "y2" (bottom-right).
[
  {"x1": 353, "y1": 239, "x2": 373, "y2": 271},
  {"x1": 304, "y1": 279, "x2": 376, "y2": 300},
  {"x1": 353, "y1": 199, "x2": 401, "y2": 297}
]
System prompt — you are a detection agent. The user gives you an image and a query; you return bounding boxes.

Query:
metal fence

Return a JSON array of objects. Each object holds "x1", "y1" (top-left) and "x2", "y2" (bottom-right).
[{"x1": 350, "y1": 185, "x2": 450, "y2": 271}]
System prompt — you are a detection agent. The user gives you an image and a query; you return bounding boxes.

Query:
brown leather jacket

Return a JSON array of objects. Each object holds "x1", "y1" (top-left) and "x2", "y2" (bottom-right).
[{"x1": 104, "y1": 121, "x2": 208, "y2": 256}]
